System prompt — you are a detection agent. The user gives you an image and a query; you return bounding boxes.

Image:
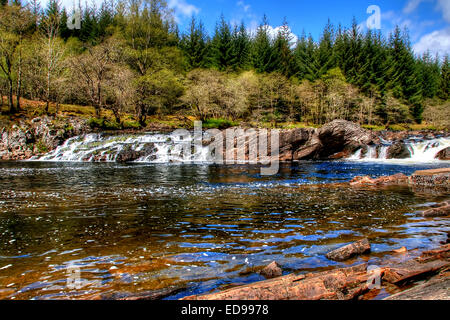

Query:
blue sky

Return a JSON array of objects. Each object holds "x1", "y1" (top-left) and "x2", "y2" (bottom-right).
[{"x1": 48, "y1": 0, "x2": 450, "y2": 57}]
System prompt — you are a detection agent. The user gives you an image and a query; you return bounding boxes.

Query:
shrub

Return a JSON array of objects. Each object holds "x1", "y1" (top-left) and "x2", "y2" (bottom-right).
[
  {"x1": 388, "y1": 124, "x2": 408, "y2": 132},
  {"x1": 202, "y1": 118, "x2": 238, "y2": 129},
  {"x1": 88, "y1": 118, "x2": 121, "y2": 130}
]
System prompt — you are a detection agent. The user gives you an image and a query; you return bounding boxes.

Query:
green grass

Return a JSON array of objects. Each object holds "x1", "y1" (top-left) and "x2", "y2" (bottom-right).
[
  {"x1": 35, "y1": 140, "x2": 49, "y2": 153},
  {"x1": 387, "y1": 124, "x2": 408, "y2": 132},
  {"x1": 362, "y1": 124, "x2": 386, "y2": 131},
  {"x1": 88, "y1": 118, "x2": 122, "y2": 130},
  {"x1": 202, "y1": 118, "x2": 239, "y2": 129}
]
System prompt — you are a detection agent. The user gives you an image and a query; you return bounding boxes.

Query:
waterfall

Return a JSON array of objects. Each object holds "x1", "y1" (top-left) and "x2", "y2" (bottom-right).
[
  {"x1": 348, "y1": 137, "x2": 450, "y2": 162},
  {"x1": 32, "y1": 132, "x2": 212, "y2": 163}
]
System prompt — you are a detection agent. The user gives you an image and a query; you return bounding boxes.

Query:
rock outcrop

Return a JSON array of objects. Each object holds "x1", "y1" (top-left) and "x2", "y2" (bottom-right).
[
  {"x1": 0, "y1": 116, "x2": 88, "y2": 160},
  {"x1": 116, "y1": 143, "x2": 157, "y2": 163},
  {"x1": 317, "y1": 120, "x2": 377, "y2": 159},
  {"x1": 436, "y1": 147, "x2": 450, "y2": 160},
  {"x1": 387, "y1": 142, "x2": 411, "y2": 159},
  {"x1": 349, "y1": 169, "x2": 450, "y2": 189},
  {"x1": 410, "y1": 168, "x2": 450, "y2": 186}
]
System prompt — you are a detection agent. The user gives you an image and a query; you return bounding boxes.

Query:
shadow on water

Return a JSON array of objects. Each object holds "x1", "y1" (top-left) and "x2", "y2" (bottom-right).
[{"x1": 0, "y1": 161, "x2": 448, "y2": 299}]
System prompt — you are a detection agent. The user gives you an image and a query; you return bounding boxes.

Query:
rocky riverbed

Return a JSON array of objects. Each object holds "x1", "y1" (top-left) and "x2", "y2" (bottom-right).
[
  {"x1": 178, "y1": 168, "x2": 450, "y2": 301},
  {"x1": 1, "y1": 118, "x2": 449, "y2": 161}
]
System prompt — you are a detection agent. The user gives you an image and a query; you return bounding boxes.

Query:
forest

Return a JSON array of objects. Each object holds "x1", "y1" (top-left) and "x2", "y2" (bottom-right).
[{"x1": 0, "y1": 0, "x2": 449, "y2": 129}]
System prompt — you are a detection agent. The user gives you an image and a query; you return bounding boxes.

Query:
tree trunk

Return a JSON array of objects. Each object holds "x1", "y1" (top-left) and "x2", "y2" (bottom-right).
[
  {"x1": 8, "y1": 79, "x2": 15, "y2": 114},
  {"x1": 16, "y1": 50, "x2": 22, "y2": 111},
  {"x1": 95, "y1": 106, "x2": 101, "y2": 118}
]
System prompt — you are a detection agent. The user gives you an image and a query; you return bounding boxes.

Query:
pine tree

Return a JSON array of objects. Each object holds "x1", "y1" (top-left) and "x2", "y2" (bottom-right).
[
  {"x1": 294, "y1": 32, "x2": 316, "y2": 81},
  {"x1": 97, "y1": 0, "x2": 115, "y2": 40},
  {"x1": 180, "y1": 16, "x2": 209, "y2": 69},
  {"x1": 342, "y1": 18, "x2": 363, "y2": 85},
  {"x1": 251, "y1": 15, "x2": 273, "y2": 73},
  {"x1": 230, "y1": 22, "x2": 251, "y2": 71},
  {"x1": 313, "y1": 19, "x2": 335, "y2": 79},
  {"x1": 439, "y1": 54, "x2": 449, "y2": 100},
  {"x1": 418, "y1": 51, "x2": 441, "y2": 99},
  {"x1": 269, "y1": 18, "x2": 295, "y2": 76},
  {"x1": 211, "y1": 14, "x2": 234, "y2": 71}
]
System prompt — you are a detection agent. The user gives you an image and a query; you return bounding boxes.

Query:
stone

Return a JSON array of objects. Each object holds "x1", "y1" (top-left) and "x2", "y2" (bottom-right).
[
  {"x1": 410, "y1": 168, "x2": 450, "y2": 186},
  {"x1": 387, "y1": 143, "x2": 411, "y2": 159},
  {"x1": 317, "y1": 120, "x2": 376, "y2": 159},
  {"x1": 116, "y1": 143, "x2": 156, "y2": 163},
  {"x1": 260, "y1": 261, "x2": 282, "y2": 279},
  {"x1": 325, "y1": 238, "x2": 371, "y2": 261},
  {"x1": 436, "y1": 147, "x2": 450, "y2": 160}
]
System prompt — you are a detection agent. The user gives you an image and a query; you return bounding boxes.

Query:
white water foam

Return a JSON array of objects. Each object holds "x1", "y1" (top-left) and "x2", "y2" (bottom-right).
[
  {"x1": 31, "y1": 132, "x2": 212, "y2": 163},
  {"x1": 347, "y1": 137, "x2": 450, "y2": 163}
]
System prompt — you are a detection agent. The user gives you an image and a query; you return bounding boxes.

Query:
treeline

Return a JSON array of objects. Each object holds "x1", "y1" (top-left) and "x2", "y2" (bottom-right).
[{"x1": 0, "y1": 0, "x2": 448, "y2": 127}]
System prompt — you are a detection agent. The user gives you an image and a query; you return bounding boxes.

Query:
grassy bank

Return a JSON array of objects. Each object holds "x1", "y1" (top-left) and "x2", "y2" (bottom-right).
[{"x1": 1, "y1": 97, "x2": 449, "y2": 132}]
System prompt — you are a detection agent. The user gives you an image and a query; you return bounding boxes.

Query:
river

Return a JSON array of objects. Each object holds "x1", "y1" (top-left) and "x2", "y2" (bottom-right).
[{"x1": 0, "y1": 160, "x2": 449, "y2": 300}]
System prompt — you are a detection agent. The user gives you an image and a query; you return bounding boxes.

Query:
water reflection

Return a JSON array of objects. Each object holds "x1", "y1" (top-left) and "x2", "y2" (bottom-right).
[{"x1": 0, "y1": 161, "x2": 448, "y2": 300}]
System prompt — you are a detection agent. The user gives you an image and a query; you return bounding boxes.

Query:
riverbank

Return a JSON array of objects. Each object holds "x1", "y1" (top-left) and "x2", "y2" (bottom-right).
[{"x1": 1, "y1": 113, "x2": 449, "y2": 162}]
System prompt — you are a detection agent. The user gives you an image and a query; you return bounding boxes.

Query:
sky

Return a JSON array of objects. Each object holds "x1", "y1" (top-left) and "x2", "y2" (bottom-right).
[{"x1": 45, "y1": 0, "x2": 450, "y2": 58}]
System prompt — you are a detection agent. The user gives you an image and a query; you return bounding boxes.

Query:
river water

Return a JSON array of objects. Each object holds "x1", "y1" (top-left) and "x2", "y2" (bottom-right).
[{"x1": 0, "y1": 160, "x2": 449, "y2": 300}]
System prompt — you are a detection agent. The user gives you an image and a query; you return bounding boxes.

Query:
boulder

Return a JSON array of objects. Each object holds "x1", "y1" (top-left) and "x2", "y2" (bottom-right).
[
  {"x1": 410, "y1": 168, "x2": 450, "y2": 186},
  {"x1": 325, "y1": 238, "x2": 371, "y2": 261},
  {"x1": 436, "y1": 147, "x2": 450, "y2": 160},
  {"x1": 387, "y1": 143, "x2": 411, "y2": 159},
  {"x1": 116, "y1": 143, "x2": 156, "y2": 163},
  {"x1": 317, "y1": 120, "x2": 376, "y2": 158},
  {"x1": 260, "y1": 261, "x2": 282, "y2": 279}
]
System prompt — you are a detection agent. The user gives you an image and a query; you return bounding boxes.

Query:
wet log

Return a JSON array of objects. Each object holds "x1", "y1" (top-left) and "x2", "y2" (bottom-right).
[
  {"x1": 384, "y1": 277, "x2": 450, "y2": 300},
  {"x1": 182, "y1": 264, "x2": 372, "y2": 301},
  {"x1": 104, "y1": 286, "x2": 185, "y2": 300},
  {"x1": 325, "y1": 238, "x2": 371, "y2": 261},
  {"x1": 421, "y1": 203, "x2": 450, "y2": 217},
  {"x1": 181, "y1": 244, "x2": 449, "y2": 301},
  {"x1": 383, "y1": 244, "x2": 450, "y2": 285}
]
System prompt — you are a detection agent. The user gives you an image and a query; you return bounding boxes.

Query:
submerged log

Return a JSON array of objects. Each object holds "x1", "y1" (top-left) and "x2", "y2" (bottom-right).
[
  {"x1": 421, "y1": 202, "x2": 450, "y2": 217},
  {"x1": 325, "y1": 238, "x2": 371, "y2": 261}
]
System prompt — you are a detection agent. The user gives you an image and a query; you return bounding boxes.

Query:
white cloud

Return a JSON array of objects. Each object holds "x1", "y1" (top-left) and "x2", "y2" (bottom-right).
[
  {"x1": 436, "y1": 0, "x2": 450, "y2": 22},
  {"x1": 413, "y1": 27, "x2": 450, "y2": 57},
  {"x1": 265, "y1": 25, "x2": 298, "y2": 48},
  {"x1": 237, "y1": 1, "x2": 251, "y2": 13},
  {"x1": 403, "y1": 0, "x2": 427, "y2": 14},
  {"x1": 167, "y1": 0, "x2": 200, "y2": 21}
]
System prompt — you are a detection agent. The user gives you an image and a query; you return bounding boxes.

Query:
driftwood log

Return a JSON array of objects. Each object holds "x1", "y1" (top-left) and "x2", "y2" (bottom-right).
[
  {"x1": 325, "y1": 238, "x2": 371, "y2": 261},
  {"x1": 182, "y1": 244, "x2": 450, "y2": 301}
]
